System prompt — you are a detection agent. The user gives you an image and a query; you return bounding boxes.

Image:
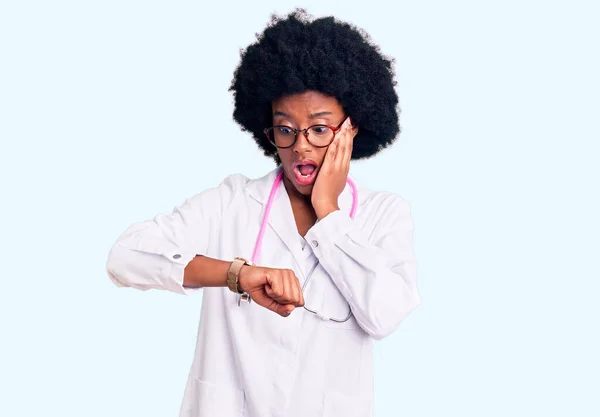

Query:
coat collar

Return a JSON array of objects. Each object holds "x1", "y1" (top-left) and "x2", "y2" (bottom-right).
[
  {"x1": 245, "y1": 166, "x2": 369, "y2": 212},
  {"x1": 245, "y1": 167, "x2": 369, "y2": 270}
]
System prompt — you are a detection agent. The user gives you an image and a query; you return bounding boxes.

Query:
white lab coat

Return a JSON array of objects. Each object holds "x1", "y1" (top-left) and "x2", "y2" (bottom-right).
[{"x1": 106, "y1": 167, "x2": 420, "y2": 417}]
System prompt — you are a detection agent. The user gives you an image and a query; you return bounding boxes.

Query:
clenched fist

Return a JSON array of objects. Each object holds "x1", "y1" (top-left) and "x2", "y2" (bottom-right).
[{"x1": 238, "y1": 265, "x2": 305, "y2": 317}]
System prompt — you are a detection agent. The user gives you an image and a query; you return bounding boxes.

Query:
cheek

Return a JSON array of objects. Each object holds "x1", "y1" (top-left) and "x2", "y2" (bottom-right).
[
  {"x1": 277, "y1": 149, "x2": 292, "y2": 164},
  {"x1": 315, "y1": 149, "x2": 329, "y2": 165}
]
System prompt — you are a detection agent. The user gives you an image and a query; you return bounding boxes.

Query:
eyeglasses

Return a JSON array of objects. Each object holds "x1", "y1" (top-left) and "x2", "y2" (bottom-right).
[{"x1": 264, "y1": 117, "x2": 348, "y2": 149}]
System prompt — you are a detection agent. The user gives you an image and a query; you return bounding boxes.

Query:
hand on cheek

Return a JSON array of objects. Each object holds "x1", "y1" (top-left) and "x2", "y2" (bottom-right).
[{"x1": 311, "y1": 117, "x2": 358, "y2": 220}]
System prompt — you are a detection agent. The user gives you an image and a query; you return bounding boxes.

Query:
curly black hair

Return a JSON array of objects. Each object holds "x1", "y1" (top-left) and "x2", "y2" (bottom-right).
[{"x1": 229, "y1": 9, "x2": 400, "y2": 164}]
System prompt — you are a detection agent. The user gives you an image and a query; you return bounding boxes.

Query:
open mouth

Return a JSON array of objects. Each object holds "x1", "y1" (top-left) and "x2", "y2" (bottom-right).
[{"x1": 293, "y1": 160, "x2": 319, "y2": 186}]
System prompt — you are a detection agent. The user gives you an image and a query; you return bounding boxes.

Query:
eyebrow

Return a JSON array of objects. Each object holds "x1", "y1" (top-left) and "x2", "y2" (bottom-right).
[{"x1": 273, "y1": 111, "x2": 333, "y2": 119}]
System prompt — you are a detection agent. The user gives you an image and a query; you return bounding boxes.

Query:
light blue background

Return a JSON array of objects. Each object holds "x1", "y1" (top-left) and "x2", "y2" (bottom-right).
[{"x1": 1, "y1": 1, "x2": 598, "y2": 416}]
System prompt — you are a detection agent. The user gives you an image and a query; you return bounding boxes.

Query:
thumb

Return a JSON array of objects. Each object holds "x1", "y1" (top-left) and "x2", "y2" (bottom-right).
[
  {"x1": 265, "y1": 283, "x2": 275, "y2": 297},
  {"x1": 273, "y1": 303, "x2": 295, "y2": 317},
  {"x1": 249, "y1": 288, "x2": 295, "y2": 317}
]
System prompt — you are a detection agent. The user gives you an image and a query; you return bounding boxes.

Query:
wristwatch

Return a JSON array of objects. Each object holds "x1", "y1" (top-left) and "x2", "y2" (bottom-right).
[{"x1": 226, "y1": 257, "x2": 254, "y2": 294}]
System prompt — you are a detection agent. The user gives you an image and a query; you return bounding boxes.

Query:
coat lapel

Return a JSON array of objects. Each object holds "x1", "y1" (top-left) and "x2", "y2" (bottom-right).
[
  {"x1": 245, "y1": 167, "x2": 368, "y2": 269},
  {"x1": 245, "y1": 168, "x2": 303, "y2": 269},
  {"x1": 266, "y1": 183, "x2": 305, "y2": 267}
]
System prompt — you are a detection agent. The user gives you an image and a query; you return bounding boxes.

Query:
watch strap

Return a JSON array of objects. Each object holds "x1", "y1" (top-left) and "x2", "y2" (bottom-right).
[{"x1": 227, "y1": 257, "x2": 252, "y2": 294}]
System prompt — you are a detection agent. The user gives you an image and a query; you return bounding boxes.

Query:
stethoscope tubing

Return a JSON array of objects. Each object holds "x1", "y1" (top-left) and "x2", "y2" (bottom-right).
[{"x1": 241, "y1": 168, "x2": 358, "y2": 322}]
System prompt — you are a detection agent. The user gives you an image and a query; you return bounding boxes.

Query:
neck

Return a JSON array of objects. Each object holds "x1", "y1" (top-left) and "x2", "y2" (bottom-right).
[
  {"x1": 282, "y1": 175, "x2": 311, "y2": 205},
  {"x1": 282, "y1": 174, "x2": 318, "y2": 236}
]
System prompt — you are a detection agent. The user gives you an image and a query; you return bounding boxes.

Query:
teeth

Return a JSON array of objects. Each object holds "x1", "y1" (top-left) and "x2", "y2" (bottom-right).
[{"x1": 296, "y1": 164, "x2": 315, "y2": 179}]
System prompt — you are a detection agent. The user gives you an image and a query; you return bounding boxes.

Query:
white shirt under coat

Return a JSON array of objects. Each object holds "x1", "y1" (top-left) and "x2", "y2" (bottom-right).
[{"x1": 106, "y1": 167, "x2": 420, "y2": 417}]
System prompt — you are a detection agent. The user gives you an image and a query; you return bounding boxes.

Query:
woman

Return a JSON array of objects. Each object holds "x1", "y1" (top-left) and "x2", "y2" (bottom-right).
[{"x1": 106, "y1": 9, "x2": 420, "y2": 417}]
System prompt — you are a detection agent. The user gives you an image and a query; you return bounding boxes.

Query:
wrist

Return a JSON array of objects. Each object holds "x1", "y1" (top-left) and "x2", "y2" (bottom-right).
[
  {"x1": 314, "y1": 203, "x2": 339, "y2": 220},
  {"x1": 237, "y1": 264, "x2": 251, "y2": 293},
  {"x1": 226, "y1": 258, "x2": 253, "y2": 294}
]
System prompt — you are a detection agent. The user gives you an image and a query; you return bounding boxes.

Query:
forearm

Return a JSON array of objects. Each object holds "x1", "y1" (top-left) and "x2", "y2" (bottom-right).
[
  {"x1": 317, "y1": 239, "x2": 419, "y2": 339},
  {"x1": 183, "y1": 255, "x2": 232, "y2": 288},
  {"x1": 305, "y1": 204, "x2": 420, "y2": 340}
]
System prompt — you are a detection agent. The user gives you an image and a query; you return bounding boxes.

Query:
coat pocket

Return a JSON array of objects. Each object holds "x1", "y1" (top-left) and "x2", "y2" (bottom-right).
[
  {"x1": 322, "y1": 391, "x2": 373, "y2": 417},
  {"x1": 320, "y1": 283, "x2": 359, "y2": 330},
  {"x1": 193, "y1": 378, "x2": 245, "y2": 417}
]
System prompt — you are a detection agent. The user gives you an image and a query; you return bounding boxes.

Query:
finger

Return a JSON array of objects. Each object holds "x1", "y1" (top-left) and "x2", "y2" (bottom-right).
[
  {"x1": 269, "y1": 284, "x2": 287, "y2": 304},
  {"x1": 341, "y1": 118, "x2": 354, "y2": 170},
  {"x1": 269, "y1": 272, "x2": 294, "y2": 304},
  {"x1": 333, "y1": 118, "x2": 353, "y2": 167},
  {"x1": 266, "y1": 274, "x2": 283, "y2": 301},
  {"x1": 287, "y1": 271, "x2": 303, "y2": 307},
  {"x1": 347, "y1": 117, "x2": 355, "y2": 152},
  {"x1": 265, "y1": 283, "x2": 274, "y2": 298},
  {"x1": 265, "y1": 296, "x2": 295, "y2": 317},
  {"x1": 250, "y1": 285, "x2": 295, "y2": 317},
  {"x1": 293, "y1": 274, "x2": 305, "y2": 307},
  {"x1": 336, "y1": 138, "x2": 348, "y2": 168},
  {"x1": 262, "y1": 290, "x2": 295, "y2": 317},
  {"x1": 328, "y1": 134, "x2": 339, "y2": 158},
  {"x1": 274, "y1": 303, "x2": 295, "y2": 317},
  {"x1": 332, "y1": 131, "x2": 346, "y2": 163},
  {"x1": 251, "y1": 287, "x2": 280, "y2": 311},
  {"x1": 322, "y1": 136, "x2": 338, "y2": 172},
  {"x1": 281, "y1": 271, "x2": 293, "y2": 303},
  {"x1": 335, "y1": 137, "x2": 349, "y2": 169}
]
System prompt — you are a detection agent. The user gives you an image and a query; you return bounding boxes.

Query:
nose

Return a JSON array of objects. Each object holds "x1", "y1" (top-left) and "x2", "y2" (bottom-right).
[{"x1": 292, "y1": 130, "x2": 312, "y2": 154}]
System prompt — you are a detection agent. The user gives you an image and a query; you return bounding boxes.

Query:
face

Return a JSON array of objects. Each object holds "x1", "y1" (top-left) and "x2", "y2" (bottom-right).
[{"x1": 271, "y1": 90, "x2": 346, "y2": 196}]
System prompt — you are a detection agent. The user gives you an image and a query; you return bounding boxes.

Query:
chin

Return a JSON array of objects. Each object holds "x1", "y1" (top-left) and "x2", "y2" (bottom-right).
[{"x1": 295, "y1": 184, "x2": 313, "y2": 196}]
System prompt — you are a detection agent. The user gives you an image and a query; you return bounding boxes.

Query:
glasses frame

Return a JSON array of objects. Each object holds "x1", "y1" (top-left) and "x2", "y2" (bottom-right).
[{"x1": 263, "y1": 117, "x2": 348, "y2": 149}]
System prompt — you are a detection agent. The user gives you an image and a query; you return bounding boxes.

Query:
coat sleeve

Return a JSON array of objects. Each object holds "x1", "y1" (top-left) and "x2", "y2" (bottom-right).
[
  {"x1": 304, "y1": 195, "x2": 420, "y2": 340},
  {"x1": 105, "y1": 176, "x2": 240, "y2": 295}
]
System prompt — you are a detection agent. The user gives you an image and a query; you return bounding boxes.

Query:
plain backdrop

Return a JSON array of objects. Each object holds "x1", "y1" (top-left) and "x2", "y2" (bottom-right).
[{"x1": 1, "y1": 1, "x2": 598, "y2": 416}]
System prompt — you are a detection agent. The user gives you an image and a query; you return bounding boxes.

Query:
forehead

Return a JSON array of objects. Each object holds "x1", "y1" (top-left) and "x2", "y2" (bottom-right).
[{"x1": 271, "y1": 90, "x2": 343, "y2": 116}]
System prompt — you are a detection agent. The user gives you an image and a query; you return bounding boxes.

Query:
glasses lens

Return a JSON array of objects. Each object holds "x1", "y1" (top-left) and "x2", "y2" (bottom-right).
[
  {"x1": 267, "y1": 125, "x2": 335, "y2": 148},
  {"x1": 269, "y1": 126, "x2": 296, "y2": 148},
  {"x1": 308, "y1": 125, "x2": 334, "y2": 146}
]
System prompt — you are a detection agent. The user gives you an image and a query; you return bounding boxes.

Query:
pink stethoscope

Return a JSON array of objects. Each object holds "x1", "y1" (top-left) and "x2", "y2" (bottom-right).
[{"x1": 239, "y1": 168, "x2": 358, "y2": 323}]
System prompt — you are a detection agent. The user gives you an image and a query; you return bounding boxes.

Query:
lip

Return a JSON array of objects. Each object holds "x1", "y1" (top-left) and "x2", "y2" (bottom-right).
[
  {"x1": 291, "y1": 159, "x2": 319, "y2": 186},
  {"x1": 293, "y1": 159, "x2": 318, "y2": 169}
]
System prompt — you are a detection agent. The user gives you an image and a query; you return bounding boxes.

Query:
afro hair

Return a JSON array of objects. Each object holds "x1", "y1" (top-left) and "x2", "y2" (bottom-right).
[{"x1": 229, "y1": 8, "x2": 400, "y2": 164}]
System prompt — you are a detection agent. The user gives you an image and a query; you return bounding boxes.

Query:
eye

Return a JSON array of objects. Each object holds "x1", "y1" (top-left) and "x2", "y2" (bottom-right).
[
  {"x1": 310, "y1": 125, "x2": 331, "y2": 135},
  {"x1": 276, "y1": 126, "x2": 294, "y2": 136}
]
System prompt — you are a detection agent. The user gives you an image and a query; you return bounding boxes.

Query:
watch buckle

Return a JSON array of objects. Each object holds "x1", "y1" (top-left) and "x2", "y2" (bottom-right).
[{"x1": 238, "y1": 292, "x2": 252, "y2": 306}]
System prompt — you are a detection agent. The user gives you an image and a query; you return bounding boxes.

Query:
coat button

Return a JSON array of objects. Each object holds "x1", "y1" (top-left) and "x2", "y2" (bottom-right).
[
  {"x1": 173, "y1": 254, "x2": 182, "y2": 259},
  {"x1": 311, "y1": 240, "x2": 318, "y2": 247}
]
